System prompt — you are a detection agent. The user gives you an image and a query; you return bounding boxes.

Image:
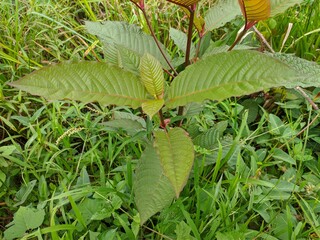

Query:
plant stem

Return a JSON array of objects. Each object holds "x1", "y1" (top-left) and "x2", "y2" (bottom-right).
[
  {"x1": 159, "y1": 109, "x2": 167, "y2": 131},
  {"x1": 134, "y1": 2, "x2": 178, "y2": 76},
  {"x1": 253, "y1": 26, "x2": 275, "y2": 53},
  {"x1": 185, "y1": 5, "x2": 195, "y2": 66},
  {"x1": 228, "y1": 26, "x2": 247, "y2": 51},
  {"x1": 177, "y1": 5, "x2": 196, "y2": 125}
]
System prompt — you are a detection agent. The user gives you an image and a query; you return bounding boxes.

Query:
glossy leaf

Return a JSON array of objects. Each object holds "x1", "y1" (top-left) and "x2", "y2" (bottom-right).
[
  {"x1": 10, "y1": 62, "x2": 149, "y2": 109},
  {"x1": 166, "y1": 50, "x2": 303, "y2": 108},
  {"x1": 133, "y1": 144, "x2": 175, "y2": 225},
  {"x1": 238, "y1": 0, "x2": 271, "y2": 22},
  {"x1": 154, "y1": 128, "x2": 194, "y2": 197},
  {"x1": 85, "y1": 21, "x2": 170, "y2": 69},
  {"x1": 140, "y1": 53, "x2": 165, "y2": 98},
  {"x1": 142, "y1": 99, "x2": 164, "y2": 118}
]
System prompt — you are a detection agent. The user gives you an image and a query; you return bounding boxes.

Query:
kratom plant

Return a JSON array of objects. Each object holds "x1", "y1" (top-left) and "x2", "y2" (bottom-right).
[{"x1": 9, "y1": 0, "x2": 320, "y2": 225}]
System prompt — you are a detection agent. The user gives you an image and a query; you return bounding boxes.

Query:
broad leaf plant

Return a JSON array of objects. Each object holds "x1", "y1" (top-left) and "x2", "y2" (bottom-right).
[{"x1": 9, "y1": 0, "x2": 320, "y2": 224}]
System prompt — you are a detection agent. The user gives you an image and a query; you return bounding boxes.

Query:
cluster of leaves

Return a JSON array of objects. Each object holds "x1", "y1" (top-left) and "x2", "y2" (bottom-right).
[{"x1": 1, "y1": 0, "x2": 320, "y2": 239}]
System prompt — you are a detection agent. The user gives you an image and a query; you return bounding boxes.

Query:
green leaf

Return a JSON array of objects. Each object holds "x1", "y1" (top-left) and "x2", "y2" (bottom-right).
[
  {"x1": 273, "y1": 148, "x2": 296, "y2": 165},
  {"x1": 14, "y1": 180, "x2": 37, "y2": 207},
  {"x1": 204, "y1": 0, "x2": 242, "y2": 32},
  {"x1": 175, "y1": 221, "x2": 195, "y2": 240},
  {"x1": 10, "y1": 62, "x2": 148, "y2": 109},
  {"x1": 105, "y1": 44, "x2": 141, "y2": 75},
  {"x1": 239, "y1": 0, "x2": 271, "y2": 22},
  {"x1": 166, "y1": 50, "x2": 302, "y2": 109},
  {"x1": 4, "y1": 206, "x2": 45, "y2": 240},
  {"x1": 170, "y1": 28, "x2": 196, "y2": 57},
  {"x1": 0, "y1": 170, "x2": 5, "y2": 188},
  {"x1": 154, "y1": 128, "x2": 194, "y2": 197},
  {"x1": 133, "y1": 144, "x2": 175, "y2": 225},
  {"x1": 78, "y1": 198, "x2": 113, "y2": 224},
  {"x1": 204, "y1": 0, "x2": 304, "y2": 32},
  {"x1": 267, "y1": 53, "x2": 320, "y2": 87},
  {"x1": 141, "y1": 99, "x2": 164, "y2": 118},
  {"x1": 85, "y1": 21, "x2": 170, "y2": 69},
  {"x1": 193, "y1": 128, "x2": 219, "y2": 149},
  {"x1": 140, "y1": 53, "x2": 165, "y2": 98},
  {"x1": 270, "y1": 0, "x2": 305, "y2": 17},
  {"x1": 102, "y1": 119, "x2": 145, "y2": 136},
  {"x1": 268, "y1": 114, "x2": 285, "y2": 135},
  {"x1": 76, "y1": 167, "x2": 91, "y2": 186}
]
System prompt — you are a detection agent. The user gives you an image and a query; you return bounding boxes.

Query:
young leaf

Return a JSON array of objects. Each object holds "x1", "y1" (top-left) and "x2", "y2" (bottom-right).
[
  {"x1": 170, "y1": 28, "x2": 196, "y2": 57},
  {"x1": 166, "y1": 50, "x2": 304, "y2": 109},
  {"x1": 154, "y1": 128, "x2": 194, "y2": 198},
  {"x1": 133, "y1": 144, "x2": 175, "y2": 225},
  {"x1": 9, "y1": 62, "x2": 149, "y2": 109},
  {"x1": 140, "y1": 53, "x2": 165, "y2": 98},
  {"x1": 142, "y1": 99, "x2": 164, "y2": 118},
  {"x1": 238, "y1": 0, "x2": 271, "y2": 22},
  {"x1": 85, "y1": 21, "x2": 170, "y2": 69}
]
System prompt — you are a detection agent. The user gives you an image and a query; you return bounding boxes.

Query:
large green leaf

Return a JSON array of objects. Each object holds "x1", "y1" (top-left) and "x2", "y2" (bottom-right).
[
  {"x1": 267, "y1": 53, "x2": 320, "y2": 87},
  {"x1": 204, "y1": 0, "x2": 304, "y2": 32},
  {"x1": 133, "y1": 144, "x2": 175, "y2": 225},
  {"x1": 140, "y1": 53, "x2": 165, "y2": 98},
  {"x1": 85, "y1": 21, "x2": 170, "y2": 69},
  {"x1": 204, "y1": 0, "x2": 241, "y2": 32},
  {"x1": 154, "y1": 128, "x2": 194, "y2": 197},
  {"x1": 270, "y1": 0, "x2": 305, "y2": 17},
  {"x1": 166, "y1": 50, "x2": 303, "y2": 108},
  {"x1": 9, "y1": 62, "x2": 149, "y2": 109}
]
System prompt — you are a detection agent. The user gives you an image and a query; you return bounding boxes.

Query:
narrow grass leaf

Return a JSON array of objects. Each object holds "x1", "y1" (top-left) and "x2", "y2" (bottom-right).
[{"x1": 154, "y1": 128, "x2": 194, "y2": 197}]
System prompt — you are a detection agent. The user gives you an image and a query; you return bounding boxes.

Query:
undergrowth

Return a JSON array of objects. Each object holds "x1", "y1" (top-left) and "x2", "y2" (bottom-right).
[{"x1": 1, "y1": 0, "x2": 320, "y2": 239}]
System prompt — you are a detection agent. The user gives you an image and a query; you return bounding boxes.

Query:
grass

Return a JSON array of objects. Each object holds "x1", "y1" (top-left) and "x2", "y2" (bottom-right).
[{"x1": 1, "y1": 0, "x2": 320, "y2": 239}]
